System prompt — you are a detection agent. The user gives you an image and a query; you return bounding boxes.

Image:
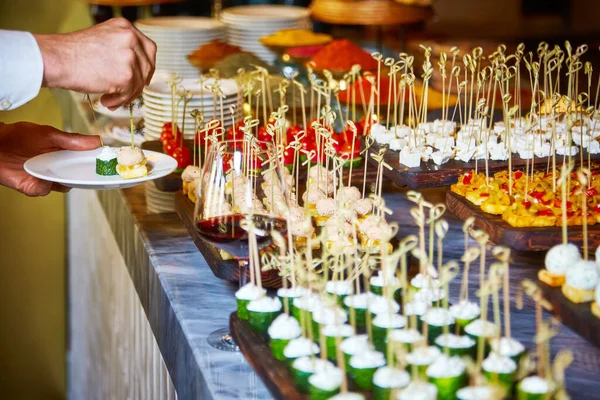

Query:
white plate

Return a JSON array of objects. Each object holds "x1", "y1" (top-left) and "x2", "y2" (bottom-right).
[
  {"x1": 144, "y1": 78, "x2": 238, "y2": 98},
  {"x1": 24, "y1": 148, "x2": 177, "y2": 190}
]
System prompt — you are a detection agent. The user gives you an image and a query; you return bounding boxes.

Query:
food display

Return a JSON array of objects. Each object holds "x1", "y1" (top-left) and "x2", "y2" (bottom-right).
[
  {"x1": 310, "y1": 39, "x2": 378, "y2": 72},
  {"x1": 187, "y1": 40, "x2": 243, "y2": 71},
  {"x1": 116, "y1": 16, "x2": 600, "y2": 396},
  {"x1": 259, "y1": 29, "x2": 332, "y2": 48}
]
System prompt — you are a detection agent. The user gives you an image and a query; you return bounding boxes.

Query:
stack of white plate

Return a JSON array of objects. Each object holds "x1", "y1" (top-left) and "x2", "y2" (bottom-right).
[
  {"x1": 220, "y1": 5, "x2": 311, "y2": 64},
  {"x1": 135, "y1": 17, "x2": 227, "y2": 78},
  {"x1": 144, "y1": 182, "x2": 176, "y2": 214},
  {"x1": 142, "y1": 78, "x2": 243, "y2": 141}
]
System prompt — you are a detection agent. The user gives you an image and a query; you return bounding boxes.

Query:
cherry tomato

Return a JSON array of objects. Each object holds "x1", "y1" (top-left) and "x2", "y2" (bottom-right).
[
  {"x1": 286, "y1": 125, "x2": 303, "y2": 143},
  {"x1": 164, "y1": 140, "x2": 178, "y2": 156},
  {"x1": 258, "y1": 126, "x2": 273, "y2": 143},
  {"x1": 172, "y1": 146, "x2": 191, "y2": 169},
  {"x1": 282, "y1": 147, "x2": 295, "y2": 166}
]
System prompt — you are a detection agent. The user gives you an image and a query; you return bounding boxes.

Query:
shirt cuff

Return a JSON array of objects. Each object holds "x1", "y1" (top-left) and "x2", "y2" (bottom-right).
[{"x1": 0, "y1": 30, "x2": 44, "y2": 111}]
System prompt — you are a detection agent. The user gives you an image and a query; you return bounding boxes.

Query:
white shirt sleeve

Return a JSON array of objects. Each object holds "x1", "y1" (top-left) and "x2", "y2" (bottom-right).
[{"x1": 0, "y1": 30, "x2": 44, "y2": 111}]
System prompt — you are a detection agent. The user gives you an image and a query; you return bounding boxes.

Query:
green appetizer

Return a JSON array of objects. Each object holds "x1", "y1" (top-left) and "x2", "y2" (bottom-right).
[
  {"x1": 517, "y1": 376, "x2": 553, "y2": 400},
  {"x1": 95, "y1": 146, "x2": 118, "y2": 176},
  {"x1": 235, "y1": 283, "x2": 266, "y2": 320},
  {"x1": 307, "y1": 364, "x2": 343, "y2": 400},
  {"x1": 405, "y1": 346, "x2": 441, "y2": 379},
  {"x1": 372, "y1": 366, "x2": 410, "y2": 400},
  {"x1": 426, "y1": 354, "x2": 468, "y2": 400},
  {"x1": 267, "y1": 314, "x2": 301, "y2": 360},
  {"x1": 349, "y1": 349, "x2": 386, "y2": 390},
  {"x1": 246, "y1": 296, "x2": 282, "y2": 334},
  {"x1": 482, "y1": 352, "x2": 517, "y2": 397}
]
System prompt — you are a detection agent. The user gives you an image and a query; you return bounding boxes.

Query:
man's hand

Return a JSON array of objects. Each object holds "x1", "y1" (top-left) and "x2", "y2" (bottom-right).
[
  {"x1": 34, "y1": 18, "x2": 156, "y2": 110},
  {"x1": 0, "y1": 122, "x2": 101, "y2": 196}
]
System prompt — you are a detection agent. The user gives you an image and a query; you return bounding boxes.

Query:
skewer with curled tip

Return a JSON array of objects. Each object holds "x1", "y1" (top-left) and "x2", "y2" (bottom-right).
[
  {"x1": 475, "y1": 270, "x2": 503, "y2": 367},
  {"x1": 440, "y1": 261, "x2": 460, "y2": 354},
  {"x1": 471, "y1": 228, "x2": 490, "y2": 293},
  {"x1": 576, "y1": 168, "x2": 592, "y2": 258},
  {"x1": 517, "y1": 279, "x2": 554, "y2": 379},
  {"x1": 493, "y1": 245, "x2": 512, "y2": 340},
  {"x1": 435, "y1": 219, "x2": 449, "y2": 276},
  {"x1": 552, "y1": 350, "x2": 574, "y2": 400},
  {"x1": 459, "y1": 246, "x2": 480, "y2": 305},
  {"x1": 426, "y1": 204, "x2": 446, "y2": 267},
  {"x1": 371, "y1": 52, "x2": 384, "y2": 123},
  {"x1": 190, "y1": 109, "x2": 203, "y2": 168}
]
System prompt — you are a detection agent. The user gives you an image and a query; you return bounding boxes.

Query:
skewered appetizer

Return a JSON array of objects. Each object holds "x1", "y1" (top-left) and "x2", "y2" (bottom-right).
[
  {"x1": 539, "y1": 243, "x2": 581, "y2": 287},
  {"x1": 116, "y1": 146, "x2": 148, "y2": 179},
  {"x1": 95, "y1": 146, "x2": 118, "y2": 176},
  {"x1": 561, "y1": 260, "x2": 599, "y2": 303}
]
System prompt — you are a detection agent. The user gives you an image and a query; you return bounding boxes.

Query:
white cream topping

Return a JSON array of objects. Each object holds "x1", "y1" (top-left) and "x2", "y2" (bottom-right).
[
  {"x1": 410, "y1": 274, "x2": 441, "y2": 289},
  {"x1": 235, "y1": 283, "x2": 266, "y2": 301},
  {"x1": 97, "y1": 146, "x2": 117, "y2": 161},
  {"x1": 421, "y1": 307, "x2": 454, "y2": 327},
  {"x1": 277, "y1": 286, "x2": 307, "y2": 298},
  {"x1": 373, "y1": 366, "x2": 410, "y2": 388},
  {"x1": 294, "y1": 293, "x2": 322, "y2": 312},
  {"x1": 465, "y1": 319, "x2": 500, "y2": 338},
  {"x1": 426, "y1": 354, "x2": 466, "y2": 378},
  {"x1": 283, "y1": 337, "x2": 320, "y2": 359},
  {"x1": 456, "y1": 386, "x2": 496, "y2": 400},
  {"x1": 343, "y1": 293, "x2": 373, "y2": 310},
  {"x1": 489, "y1": 337, "x2": 525, "y2": 357},
  {"x1": 388, "y1": 328, "x2": 424, "y2": 344},
  {"x1": 434, "y1": 334, "x2": 476, "y2": 349},
  {"x1": 350, "y1": 349, "x2": 386, "y2": 369},
  {"x1": 404, "y1": 301, "x2": 429, "y2": 317},
  {"x1": 308, "y1": 365, "x2": 343, "y2": 391},
  {"x1": 482, "y1": 352, "x2": 516, "y2": 374},
  {"x1": 373, "y1": 313, "x2": 406, "y2": 329},
  {"x1": 520, "y1": 376, "x2": 550, "y2": 394},
  {"x1": 323, "y1": 324, "x2": 355, "y2": 338},
  {"x1": 340, "y1": 334, "x2": 370, "y2": 355},
  {"x1": 329, "y1": 393, "x2": 365, "y2": 400},
  {"x1": 268, "y1": 314, "x2": 301, "y2": 340},
  {"x1": 292, "y1": 356, "x2": 330, "y2": 373},
  {"x1": 406, "y1": 346, "x2": 441, "y2": 366},
  {"x1": 313, "y1": 306, "x2": 348, "y2": 325},
  {"x1": 397, "y1": 381, "x2": 438, "y2": 400},
  {"x1": 368, "y1": 296, "x2": 400, "y2": 315},
  {"x1": 449, "y1": 301, "x2": 481, "y2": 321},
  {"x1": 326, "y1": 280, "x2": 354, "y2": 296},
  {"x1": 247, "y1": 296, "x2": 282, "y2": 313}
]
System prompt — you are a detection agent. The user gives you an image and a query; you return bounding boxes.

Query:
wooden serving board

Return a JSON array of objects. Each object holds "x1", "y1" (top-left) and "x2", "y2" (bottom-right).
[
  {"x1": 230, "y1": 312, "x2": 308, "y2": 400},
  {"x1": 539, "y1": 282, "x2": 600, "y2": 350},
  {"x1": 175, "y1": 191, "x2": 282, "y2": 288},
  {"x1": 445, "y1": 190, "x2": 600, "y2": 251},
  {"x1": 230, "y1": 312, "x2": 374, "y2": 400},
  {"x1": 369, "y1": 142, "x2": 600, "y2": 189}
]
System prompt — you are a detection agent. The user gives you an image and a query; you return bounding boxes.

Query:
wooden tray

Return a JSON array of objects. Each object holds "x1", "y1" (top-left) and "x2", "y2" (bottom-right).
[
  {"x1": 369, "y1": 142, "x2": 600, "y2": 189},
  {"x1": 175, "y1": 191, "x2": 283, "y2": 288},
  {"x1": 230, "y1": 312, "x2": 307, "y2": 400},
  {"x1": 445, "y1": 190, "x2": 600, "y2": 251},
  {"x1": 539, "y1": 282, "x2": 600, "y2": 350}
]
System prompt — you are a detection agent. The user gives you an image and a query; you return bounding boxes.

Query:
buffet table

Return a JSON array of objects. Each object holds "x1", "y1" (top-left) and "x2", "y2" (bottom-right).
[{"x1": 57, "y1": 89, "x2": 600, "y2": 399}]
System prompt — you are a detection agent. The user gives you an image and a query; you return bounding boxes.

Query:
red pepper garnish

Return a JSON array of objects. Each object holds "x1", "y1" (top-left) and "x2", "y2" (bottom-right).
[
  {"x1": 537, "y1": 209, "x2": 554, "y2": 216},
  {"x1": 523, "y1": 200, "x2": 532, "y2": 209},
  {"x1": 463, "y1": 172, "x2": 473, "y2": 185},
  {"x1": 480, "y1": 193, "x2": 490, "y2": 197},
  {"x1": 541, "y1": 199, "x2": 552, "y2": 206},
  {"x1": 586, "y1": 188, "x2": 598, "y2": 196},
  {"x1": 501, "y1": 183, "x2": 509, "y2": 193},
  {"x1": 514, "y1": 171, "x2": 523, "y2": 180},
  {"x1": 567, "y1": 211, "x2": 575, "y2": 218},
  {"x1": 530, "y1": 191, "x2": 545, "y2": 200}
]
